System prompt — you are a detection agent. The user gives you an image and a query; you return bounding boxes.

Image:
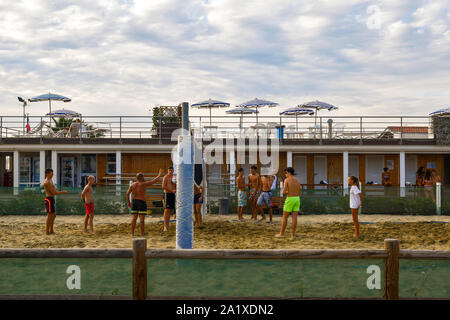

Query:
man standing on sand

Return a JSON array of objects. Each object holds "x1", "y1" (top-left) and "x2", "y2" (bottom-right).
[
  {"x1": 276, "y1": 167, "x2": 301, "y2": 238},
  {"x1": 248, "y1": 165, "x2": 260, "y2": 220},
  {"x1": 162, "y1": 166, "x2": 176, "y2": 232},
  {"x1": 256, "y1": 174, "x2": 274, "y2": 222},
  {"x1": 236, "y1": 168, "x2": 247, "y2": 220},
  {"x1": 81, "y1": 176, "x2": 96, "y2": 234},
  {"x1": 127, "y1": 169, "x2": 164, "y2": 236},
  {"x1": 43, "y1": 168, "x2": 68, "y2": 235}
]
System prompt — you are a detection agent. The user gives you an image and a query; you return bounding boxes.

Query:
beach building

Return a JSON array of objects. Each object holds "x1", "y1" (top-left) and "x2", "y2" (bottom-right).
[{"x1": 0, "y1": 105, "x2": 449, "y2": 190}]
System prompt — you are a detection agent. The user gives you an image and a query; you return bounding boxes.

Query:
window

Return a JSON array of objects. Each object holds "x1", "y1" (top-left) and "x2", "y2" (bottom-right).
[
  {"x1": 81, "y1": 154, "x2": 97, "y2": 174},
  {"x1": 5, "y1": 155, "x2": 11, "y2": 171},
  {"x1": 106, "y1": 153, "x2": 116, "y2": 174}
]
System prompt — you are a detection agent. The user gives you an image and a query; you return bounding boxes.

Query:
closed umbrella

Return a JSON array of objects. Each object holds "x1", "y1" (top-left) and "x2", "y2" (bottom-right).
[
  {"x1": 239, "y1": 98, "x2": 278, "y2": 125},
  {"x1": 191, "y1": 99, "x2": 230, "y2": 127}
]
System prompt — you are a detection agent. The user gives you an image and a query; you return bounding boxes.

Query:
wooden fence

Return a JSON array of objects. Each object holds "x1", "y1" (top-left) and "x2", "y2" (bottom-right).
[{"x1": 0, "y1": 239, "x2": 449, "y2": 300}]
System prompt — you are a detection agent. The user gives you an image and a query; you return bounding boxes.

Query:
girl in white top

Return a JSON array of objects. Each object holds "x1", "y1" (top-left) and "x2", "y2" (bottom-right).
[{"x1": 348, "y1": 176, "x2": 362, "y2": 237}]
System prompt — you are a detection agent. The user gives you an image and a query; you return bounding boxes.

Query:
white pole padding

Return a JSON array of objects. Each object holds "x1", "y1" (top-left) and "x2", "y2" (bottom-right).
[{"x1": 176, "y1": 134, "x2": 194, "y2": 249}]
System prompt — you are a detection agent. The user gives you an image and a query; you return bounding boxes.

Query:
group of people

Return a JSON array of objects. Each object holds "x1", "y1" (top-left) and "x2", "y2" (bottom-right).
[
  {"x1": 235, "y1": 166, "x2": 363, "y2": 238},
  {"x1": 41, "y1": 163, "x2": 443, "y2": 239},
  {"x1": 42, "y1": 166, "x2": 203, "y2": 236},
  {"x1": 42, "y1": 160, "x2": 381, "y2": 238}
]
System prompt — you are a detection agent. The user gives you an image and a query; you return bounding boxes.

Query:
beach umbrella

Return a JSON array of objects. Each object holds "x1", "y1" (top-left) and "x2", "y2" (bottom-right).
[
  {"x1": 300, "y1": 100, "x2": 338, "y2": 137},
  {"x1": 28, "y1": 92, "x2": 71, "y2": 123},
  {"x1": 239, "y1": 98, "x2": 278, "y2": 124},
  {"x1": 279, "y1": 106, "x2": 315, "y2": 132},
  {"x1": 191, "y1": 99, "x2": 230, "y2": 127},
  {"x1": 430, "y1": 107, "x2": 450, "y2": 117},
  {"x1": 226, "y1": 107, "x2": 259, "y2": 131},
  {"x1": 46, "y1": 108, "x2": 81, "y2": 118}
]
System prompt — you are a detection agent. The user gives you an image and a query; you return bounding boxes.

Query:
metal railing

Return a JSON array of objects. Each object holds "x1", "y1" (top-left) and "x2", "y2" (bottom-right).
[{"x1": 0, "y1": 115, "x2": 435, "y2": 141}]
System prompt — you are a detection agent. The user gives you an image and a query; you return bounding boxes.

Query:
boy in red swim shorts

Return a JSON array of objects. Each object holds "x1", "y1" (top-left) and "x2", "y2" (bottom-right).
[{"x1": 81, "y1": 176, "x2": 96, "y2": 234}]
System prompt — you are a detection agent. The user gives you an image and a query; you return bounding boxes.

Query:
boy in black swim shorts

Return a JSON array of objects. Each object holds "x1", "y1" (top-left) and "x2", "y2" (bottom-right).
[
  {"x1": 162, "y1": 166, "x2": 176, "y2": 232},
  {"x1": 43, "y1": 168, "x2": 68, "y2": 235},
  {"x1": 126, "y1": 170, "x2": 163, "y2": 236}
]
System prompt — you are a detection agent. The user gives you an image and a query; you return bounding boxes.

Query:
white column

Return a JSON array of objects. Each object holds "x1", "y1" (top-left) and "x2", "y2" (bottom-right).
[
  {"x1": 287, "y1": 151, "x2": 293, "y2": 168},
  {"x1": 343, "y1": 151, "x2": 349, "y2": 194},
  {"x1": 13, "y1": 151, "x2": 19, "y2": 193},
  {"x1": 400, "y1": 151, "x2": 405, "y2": 197},
  {"x1": 115, "y1": 151, "x2": 122, "y2": 185},
  {"x1": 51, "y1": 151, "x2": 58, "y2": 185},
  {"x1": 115, "y1": 151, "x2": 122, "y2": 196},
  {"x1": 39, "y1": 150, "x2": 46, "y2": 185}
]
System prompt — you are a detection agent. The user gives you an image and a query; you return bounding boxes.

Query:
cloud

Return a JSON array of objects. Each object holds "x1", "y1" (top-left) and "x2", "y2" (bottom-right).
[{"x1": 0, "y1": 0, "x2": 449, "y2": 119}]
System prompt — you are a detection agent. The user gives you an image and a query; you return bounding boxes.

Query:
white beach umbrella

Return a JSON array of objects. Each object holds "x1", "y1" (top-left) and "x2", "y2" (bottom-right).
[
  {"x1": 226, "y1": 107, "x2": 259, "y2": 130},
  {"x1": 429, "y1": 107, "x2": 450, "y2": 117},
  {"x1": 300, "y1": 100, "x2": 338, "y2": 137},
  {"x1": 239, "y1": 98, "x2": 278, "y2": 125},
  {"x1": 191, "y1": 99, "x2": 230, "y2": 126},
  {"x1": 279, "y1": 106, "x2": 315, "y2": 132}
]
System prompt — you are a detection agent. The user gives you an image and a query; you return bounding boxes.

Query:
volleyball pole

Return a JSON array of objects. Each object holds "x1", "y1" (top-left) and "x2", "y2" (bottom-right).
[{"x1": 176, "y1": 102, "x2": 194, "y2": 249}]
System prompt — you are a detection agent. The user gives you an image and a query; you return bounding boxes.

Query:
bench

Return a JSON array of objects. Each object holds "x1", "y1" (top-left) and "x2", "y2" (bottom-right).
[
  {"x1": 268, "y1": 196, "x2": 285, "y2": 215},
  {"x1": 145, "y1": 194, "x2": 165, "y2": 214}
]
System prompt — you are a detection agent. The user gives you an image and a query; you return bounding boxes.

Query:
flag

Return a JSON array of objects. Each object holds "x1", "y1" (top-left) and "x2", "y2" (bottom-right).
[{"x1": 26, "y1": 115, "x2": 31, "y2": 133}]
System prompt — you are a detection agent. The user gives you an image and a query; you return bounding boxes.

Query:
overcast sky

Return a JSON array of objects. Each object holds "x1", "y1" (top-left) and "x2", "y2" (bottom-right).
[{"x1": 0, "y1": 0, "x2": 449, "y2": 118}]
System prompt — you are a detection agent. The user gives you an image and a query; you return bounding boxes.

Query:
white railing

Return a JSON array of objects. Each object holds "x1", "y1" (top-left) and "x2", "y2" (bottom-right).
[{"x1": 0, "y1": 115, "x2": 434, "y2": 141}]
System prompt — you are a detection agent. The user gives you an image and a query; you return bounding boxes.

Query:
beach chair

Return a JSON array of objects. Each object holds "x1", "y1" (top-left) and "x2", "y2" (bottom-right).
[
  {"x1": 333, "y1": 124, "x2": 346, "y2": 139},
  {"x1": 46, "y1": 128, "x2": 67, "y2": 138},
  {"x1": 25, "y1": 120, "x2": 46, "y2": 136}
]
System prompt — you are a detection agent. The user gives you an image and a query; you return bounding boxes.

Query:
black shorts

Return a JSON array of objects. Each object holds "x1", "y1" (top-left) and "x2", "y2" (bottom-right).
[
  {"x1": 44, "y1": 197, "x2": 55, "y2": 214},
  {"x1": 131, "y1": 199, "x2": 147, "y2": 215},
  {"x1": 165, "y1": 193, "x2": 176, "y2": 209}
]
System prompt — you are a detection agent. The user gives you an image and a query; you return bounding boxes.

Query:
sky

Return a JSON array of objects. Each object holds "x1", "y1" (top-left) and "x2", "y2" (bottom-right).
[{"x1": 0, "y1": 0, "x2": 449, "y2": 118}]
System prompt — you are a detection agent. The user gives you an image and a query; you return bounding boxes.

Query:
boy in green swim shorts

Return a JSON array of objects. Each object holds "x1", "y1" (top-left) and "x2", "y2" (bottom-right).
[{"x1": 276, "y1": 167, "x2": 301, "y2": 238}]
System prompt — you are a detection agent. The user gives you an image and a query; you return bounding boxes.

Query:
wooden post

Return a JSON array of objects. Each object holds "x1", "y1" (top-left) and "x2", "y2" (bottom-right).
[
  {"x1": 384, "y1": 239, "x2": 399, "y2": 300},
  {"x1": 132, "y1": 238, "x2": 147, "y2": 300}
]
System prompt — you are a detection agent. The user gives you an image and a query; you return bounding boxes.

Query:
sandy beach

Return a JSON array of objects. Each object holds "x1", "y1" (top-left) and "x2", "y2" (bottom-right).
[{"x1": 0, "y1": 214, "x2": 448, "y2": 250}]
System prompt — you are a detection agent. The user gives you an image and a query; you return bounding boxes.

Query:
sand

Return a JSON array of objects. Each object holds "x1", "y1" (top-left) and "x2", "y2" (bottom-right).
[{"x1": 0, "y1": 214, "x2": 449, "y2": 250}]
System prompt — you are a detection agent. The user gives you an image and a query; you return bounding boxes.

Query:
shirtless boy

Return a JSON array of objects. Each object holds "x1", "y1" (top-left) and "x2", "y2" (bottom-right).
[
  {"x1": 162, "y1": 166, "x2": 177, "y2": 232},
  {"x1": 247, "y1": 165, "x2": 260, "y2": 220},
  {"x1": 193, "y1": 183, "x2": 204, "y2": 227},
  {"x1": 236, "y1": 168, "x2": 247, "y2": 220},
  {"x1": 43, "y1": 168, "x2": 68, "y2": 235},
  {"x1": 126, "y1": 169, "x2": 164, "y2": 236},
  {"x1": 256, "y1": 174, "x2": 274, "y2": 222},
  {"x1": 382, "y1": 168, "x2": 391, "y2": 186},
  {"x1": 81, "y1": 176, "x2": 96, "y2": 234},
  {"x1": 276, "y1": 167, "x2": 301, "y2": 238}
]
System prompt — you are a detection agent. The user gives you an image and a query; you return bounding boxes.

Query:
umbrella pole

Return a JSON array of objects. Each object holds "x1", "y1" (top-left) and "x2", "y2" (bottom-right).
[
  {"x1": 49, "y1": 99, "x2": 52, "y2": 127},
  {"x1": 209, "y1": 106, "x2": 212, "y2": 127},
  {"x1": 314, "y1": 108, "x2": 318, "y2": 139}
]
